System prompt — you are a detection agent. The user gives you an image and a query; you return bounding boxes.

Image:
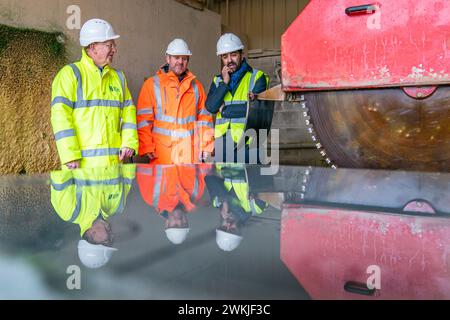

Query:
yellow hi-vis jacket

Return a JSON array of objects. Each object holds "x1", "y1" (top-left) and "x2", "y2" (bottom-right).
[
  {"x1": 51, "y1": 49, "x2": 139, "y2": 168},
  {"x1": 214, "y1": 164, "x2": 268, "y2": 216},
  {"x1": 50, "y1": 165, "x2": 135, "y2": 236},
  {"x1": 207, "y1": 61, "x2": 269, "y2": 144}
]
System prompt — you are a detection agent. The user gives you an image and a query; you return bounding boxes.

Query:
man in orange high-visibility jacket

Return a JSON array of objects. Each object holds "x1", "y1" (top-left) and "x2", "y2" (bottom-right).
[
  {"x1": 137, "y1": 164, "x2": 212, "y2": 244},
  {"x1": 136, "y1": 39, "x2": 214, "y2": 164}
]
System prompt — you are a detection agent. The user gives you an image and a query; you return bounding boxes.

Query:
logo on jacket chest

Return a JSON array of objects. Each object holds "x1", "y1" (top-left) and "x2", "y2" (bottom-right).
[{"x1": 109, "y1": 85, "x2": 121, "y2": 94}]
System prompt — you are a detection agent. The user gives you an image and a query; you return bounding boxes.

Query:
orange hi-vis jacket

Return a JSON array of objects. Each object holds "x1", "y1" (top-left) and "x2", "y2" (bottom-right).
[
  {"x1": 137, "y1": 164, "x2": 212, "y2": 214},
  {"x1": 136, "y1": 67, "x2": 214, "y2": 164}
]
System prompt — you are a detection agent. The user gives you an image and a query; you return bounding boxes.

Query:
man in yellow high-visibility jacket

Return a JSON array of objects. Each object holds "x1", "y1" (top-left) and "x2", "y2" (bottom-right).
[
  {"x1": 51, "y1": 19, "x2": 138, "y2": 169},
  {"x1": 50, "y1": 165, "x2": 135, "y2": 269}
]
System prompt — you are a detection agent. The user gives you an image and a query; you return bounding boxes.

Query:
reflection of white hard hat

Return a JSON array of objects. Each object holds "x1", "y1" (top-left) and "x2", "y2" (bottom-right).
[
  {"x1": 216, "y1": 229, "x2": 243, "y2": 252},
  {"x1": 77, "y1": 240, "x2": 117, "y2": 269},
  {"x1": 80, "y1": 19, "x2": 120, "y2": 47},
  {"x1": 166, "y1": 39, "x2": 192, "y2": 56},
  {"x1": 165, "y1": 228, "x2": 190, "y2": 245},
  {"x1": 216, "y1": 33, "x2": 244, "y2": 56}
]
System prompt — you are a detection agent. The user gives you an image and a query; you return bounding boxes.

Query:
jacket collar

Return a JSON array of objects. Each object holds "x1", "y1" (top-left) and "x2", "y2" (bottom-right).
[
  {"x1": 80, "y1": 49, "x2": 111, "y2": 74},
  {"x1": 157, "y1": 64, "x2": 195, "y2": 84}
]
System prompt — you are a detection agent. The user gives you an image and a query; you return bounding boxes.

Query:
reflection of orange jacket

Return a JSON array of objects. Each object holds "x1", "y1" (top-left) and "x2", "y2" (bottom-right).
[
  {"x1": 136, "y1": 67, "x2": 214, "y2": 164},
  {"x1": 137, "y1": 164, "x2": 212, "y2": 214}
]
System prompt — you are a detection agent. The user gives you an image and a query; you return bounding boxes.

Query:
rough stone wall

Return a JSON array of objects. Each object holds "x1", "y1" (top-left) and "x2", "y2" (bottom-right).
[{"x1": 0, "y1": 25, "x2": 65, "y2": 175}]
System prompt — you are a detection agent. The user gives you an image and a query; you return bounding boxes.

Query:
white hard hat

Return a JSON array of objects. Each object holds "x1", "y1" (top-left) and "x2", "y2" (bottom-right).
[
  {"x1": 77, "y1": 240, "x2": 117, "y2": 269},
  {"x1": 80, "y1": 19, "x2": 120, "y2": 47},
  {"x1": 166, "y1": 39, "x2": 192, "y2": 56},
  {"x1": 216, "y1": 229, "x2": 243, "y2": 252},
  {"x1": 216, "y1": 33, "x2": 244, "y2": 56},
  {"x1": 165, "y1": 228, "x2": 190, "y2": 245}
]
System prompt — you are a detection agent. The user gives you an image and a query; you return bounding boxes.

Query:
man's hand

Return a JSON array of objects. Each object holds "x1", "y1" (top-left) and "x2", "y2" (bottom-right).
[
  {"x1": 145, "y1": 152, "x2": 158, "y2": 161},
  {"x1": 221, "y1": 66, "x2": 231, "y2": 84},
  {"x1": 200, "y1": 151, "x2": 212, "y2": 163},
  {"x1": 66, "y1": 160, "x2": 81, "y2": 170},
  {"x1": 119, "y1": 147, "x2": 135, "y2": 161}
]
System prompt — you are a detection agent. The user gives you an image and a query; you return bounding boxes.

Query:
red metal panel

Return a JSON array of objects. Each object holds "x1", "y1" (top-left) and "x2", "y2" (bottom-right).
[
  {"x1": 281, "y1": 205, "x2": 450, "y2": 299},
  {"x1": 281, "y1": 0, "x2": 450, "y2": 91}
]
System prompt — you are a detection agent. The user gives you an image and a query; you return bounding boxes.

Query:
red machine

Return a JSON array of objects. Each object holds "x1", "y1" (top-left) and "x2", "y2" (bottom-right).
[
  {"x1": 279, "y1": 167, "x2": 450, "y2": 299},
  {"x1": 272, "y1": 0, "x2": 450, "y2": 171}
]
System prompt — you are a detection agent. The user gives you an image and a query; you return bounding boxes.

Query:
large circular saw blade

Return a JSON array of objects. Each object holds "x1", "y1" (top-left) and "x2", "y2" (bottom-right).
[{"x1": 304, "y1": 86, "x2": 450, "y2": 172}]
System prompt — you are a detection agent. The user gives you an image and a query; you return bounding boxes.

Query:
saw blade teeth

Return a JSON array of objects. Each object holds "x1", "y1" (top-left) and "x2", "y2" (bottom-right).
[{"x1": 302, "y1": 96, "x2": 338, "y2": 170}]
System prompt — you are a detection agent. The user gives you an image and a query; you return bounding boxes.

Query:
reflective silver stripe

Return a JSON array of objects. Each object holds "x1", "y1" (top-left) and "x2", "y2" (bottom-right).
[
  {"x1": 81, "y1": 148, "x2": 120, "y2": 157},
  {"x1": 117, "y1": 70, "x2": 125, "y2": 97},
  {"x1": 249, "y1": 199, "x2": 258, "y2": 215},
  {"x1": 122, "y1": 123, "x2": 137, "y2": 130},
  {"x1": 51, "y1": 179, "x2": 75, "y2": 191},
  {"x1": 137, "y1": 167, "x2": 154, "y2": 175},
  {"x1": 192, "y1": 80, "x2": 199, "y2": 110},
  {"x1": 51, "y1": 96, "x2": 75, "y2": 109},
  {"x1": 153, "y1": 127, "x2": 194, "y2": 138},
  {"x1": 54, "y1": 129, "x2": 76, "y2": 141},
  {"x1": 75, "y1": 100, "x2": 121, "y2": 108},
  {"x1": 224, "y1": 100, "x2": 247, "y2": 106},
  {"x1": 214, "y1": 77, "x2": 221, "y2": 88},
  {"x1": 215, "y1": 118, "x2": 230, "y2": 125},
  {"x1": 69, "y1": 64, "x2": 83, "y2": 103},
  {"x1": 138, "y1": 120, "x2": 152, "y2": 129},
  {"x1": 191, "y1": 176, "x2": 199, "y2": 200},
  {"x1": 249, "y1": 69, "x2": 259, "y2": 93},
  {"x1": 153, "y1": 76, "x2": 163, "y2": 115},
  {"x1": 154, "y1": 114, "x2": 196, "y2": 125},
  {"x1": 225, "y1": 178, "x2": 246, "y2": 183},
  {"x1": 52, "y1": 177, "x2": 132, "y2": 189},
  {"x1": 152, "y1": 167, "x2": 163, "y2": 207},
  {"x1": 69, "y1": 187, "x2": 83, "y2": 223},
  {"x1": 123, "y1": 100, "x2": 133, "y2": 107},
  {"x1": 197, "y1": 121, "x2": 214, "y2": 128},
  {"x1": 137, "y1": 108, "x2": 153, "y2": 116},
  {"x1": 198, "y1": 109, "x2": 211, "y2": 116},
  {"x1": 231, "y1": 118, "x2": 247, "y2": 124},
  {"x1": 115, "y1": 182, "x2": 126, "y2": 215}
]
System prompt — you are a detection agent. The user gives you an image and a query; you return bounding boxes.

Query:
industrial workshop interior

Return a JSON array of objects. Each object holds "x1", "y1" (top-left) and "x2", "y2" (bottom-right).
[{"x1": 0, "y1": 0, "x2": 449, "y2": 306}]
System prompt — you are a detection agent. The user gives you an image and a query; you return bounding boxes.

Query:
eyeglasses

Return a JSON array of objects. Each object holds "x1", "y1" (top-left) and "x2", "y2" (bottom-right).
[{"x1": 95, "y1": 42, "x2": 117, "y2": 50}]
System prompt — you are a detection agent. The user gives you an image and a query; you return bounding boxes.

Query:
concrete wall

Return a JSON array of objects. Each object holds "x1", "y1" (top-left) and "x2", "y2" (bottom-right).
[{"x1": 0, "y1": 0, "x2": 221, "y2": 98}]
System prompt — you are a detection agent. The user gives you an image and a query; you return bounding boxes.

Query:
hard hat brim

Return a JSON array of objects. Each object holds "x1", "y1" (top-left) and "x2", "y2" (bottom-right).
[
  {"x1": 216, "y1": 45, "x2": 245, "y2": 56},
  {"x1": 80, "y1": 34, "x2": 120, "y2": 47}
]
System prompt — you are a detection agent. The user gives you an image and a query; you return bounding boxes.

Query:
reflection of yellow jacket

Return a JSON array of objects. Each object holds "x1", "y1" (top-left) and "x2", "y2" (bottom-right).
[
  {"x1": 50, "y1": 165, "x2": 136, "y2": 236},
  {"x1": 215, "y1": 164, "x2": 268, "y2": 215},
  {"x1": 51, "y1": 49, "x2": 139, "y2": 168}
]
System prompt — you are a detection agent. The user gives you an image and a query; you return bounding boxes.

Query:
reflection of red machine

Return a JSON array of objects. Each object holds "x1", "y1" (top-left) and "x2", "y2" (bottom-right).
[
  {"x1": 279, "y1": 167, "x2": 450, "y2": 299},
  {"x1": 262, "y1": 0, "x2": 450, "y2": 171}
]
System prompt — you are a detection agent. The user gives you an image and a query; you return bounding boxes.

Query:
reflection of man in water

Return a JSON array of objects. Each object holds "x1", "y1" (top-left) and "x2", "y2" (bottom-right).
[
  {"x1": 50, "y1": 165, "x2": 135, "y2": 268},
  {"x1": 137, "y1": 164, "x2": 211, "y2": 245},
  {"x1": 206, "y1": 164, "x2": 268, "y2": 252}
]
